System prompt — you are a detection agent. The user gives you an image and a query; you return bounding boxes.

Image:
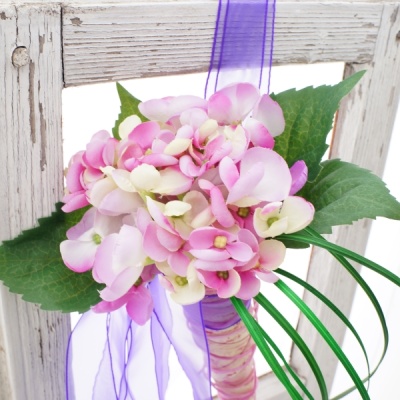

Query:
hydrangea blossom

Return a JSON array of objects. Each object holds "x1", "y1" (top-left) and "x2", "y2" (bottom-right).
[{"x1": 61, "y1": 82, "x2": 315, "y2": 324}]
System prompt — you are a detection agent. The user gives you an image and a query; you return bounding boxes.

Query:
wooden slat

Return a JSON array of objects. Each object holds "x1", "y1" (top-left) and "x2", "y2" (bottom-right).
[
  {"x1": 0, "y1": 4, "x2": 71, "y2": 400},
  {"x1": 62, "y1": 1, "x2": 382, "y2": 86},
  {"x1": 290, "y1": 3, "x2": 400, "y2": 396}
]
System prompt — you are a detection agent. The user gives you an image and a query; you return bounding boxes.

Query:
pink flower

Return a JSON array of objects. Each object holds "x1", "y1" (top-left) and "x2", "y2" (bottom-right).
[
  {"x1": 197, "y1": 269, "x2": 241, "y2": 298},
  {"x1": 189, "y1": 227, "x2": 254, "y2": 271},
  {"x1": 92, "y1": 264, "x2": 157, "y2": 325},
  {"x1": 118, "y1": 121, "x2": 179, "y2": 170},
  {"x1": 111, "y1": 164, "x2": 193, "y2": 197},
  {"x1": 252, "y1": 94, "x2": 285, "y2": 137},
  {"x1": 254, "y1": 196, "x2": 315, "y2": 238},
  {"x1": 158, "y1": 261, "x2": 205, "y2": 305},
  {"x1": 60, "y1": 208, "x2": 123, "y2": 273},
  {"x1": 179, "y1": 120, "x2": 232, "y2": 178},
  {"x1": 208, "y1": 83, "x2": 260, "y2": 125},
  {"x1": 62, "y1": 131, "x2": 118, "y2": 212},
  {"x1": 219, "y1": 147, "x2": 292, "y2": 207},
  {"x1": 93, "y1": 284, "x2": 153, "y2": 326},
  {"x1": 235, "y1": 239, "x2": 285, "y2": 299},
  {"x1": 92, "y1": 225, "x2": 148, "y2": 302},
  {"x1": 139, "y1": 95, "x2": 207, "y2": 123},
  {"x1": 88, "y1": 175, "x2": 144, "y2": 216}
]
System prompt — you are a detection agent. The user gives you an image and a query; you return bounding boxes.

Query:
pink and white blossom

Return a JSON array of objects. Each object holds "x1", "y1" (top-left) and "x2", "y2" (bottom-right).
[
  {"x1": 220, "y1": 147, "x2": 292, "y2": 207},
  {"x1": 254, "y1": 196, "x2": 315, "y2": 238},
  {"x1": 60, "y1": 208, "x2": 123, "y2": 273},
  {"x1": 92, "y1": 224, "x2": 148, "y2": 302},
  {"x1": 61, "y1": 81, "x2": 315, "y2": 316},
  {"x1": 158, "y1": 261, "x2": 205, "y2": 305}
]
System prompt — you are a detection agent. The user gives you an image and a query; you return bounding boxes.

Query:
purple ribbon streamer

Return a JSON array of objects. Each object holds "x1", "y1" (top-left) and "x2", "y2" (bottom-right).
[
  {"x1": 66, "y1": 279, "x2": 212, "y2": 400},
  {"x1": 205, "y1": 0, "x2": 276, "y2": 98}
]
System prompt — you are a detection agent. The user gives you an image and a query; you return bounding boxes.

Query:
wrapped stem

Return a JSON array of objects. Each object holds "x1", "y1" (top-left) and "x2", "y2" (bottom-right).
[{"x1": 201, "y1": 294, "x2": 258, "y2": 400}]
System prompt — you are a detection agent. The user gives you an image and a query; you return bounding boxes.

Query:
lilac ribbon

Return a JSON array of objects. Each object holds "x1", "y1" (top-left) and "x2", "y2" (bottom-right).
[
  {"x1": 66, "y1": 279, "x2": 212, "y2": 400},
  {"x1": 205, "y1": 0, "x2": 276, "y2": 98}
]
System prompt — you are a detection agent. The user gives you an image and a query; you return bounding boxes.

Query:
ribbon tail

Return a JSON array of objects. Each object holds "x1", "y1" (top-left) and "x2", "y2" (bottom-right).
[
  {"x1": 205, "y1": 0, "x2": 277, "y2": 98},
  {"x1": 151, "y1": 279, "x2": 213, "y2": 400}
]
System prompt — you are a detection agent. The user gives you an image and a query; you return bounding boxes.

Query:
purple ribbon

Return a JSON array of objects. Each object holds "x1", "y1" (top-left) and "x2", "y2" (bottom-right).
[
  {"x1": 205, "y1": 0, "x2": 276, "y2": 98},
  {"x1": 66, "y1": 279, "x2": 212, "y2": 400}
]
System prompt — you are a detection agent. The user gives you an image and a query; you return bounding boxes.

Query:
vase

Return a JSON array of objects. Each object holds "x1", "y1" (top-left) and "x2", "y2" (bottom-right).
[{"x1": 200, "y1": 292, "x2": 258, "y2": 400}]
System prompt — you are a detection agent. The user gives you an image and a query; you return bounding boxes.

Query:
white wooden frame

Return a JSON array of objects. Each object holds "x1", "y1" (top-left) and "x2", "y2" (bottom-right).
[{"x1": 1, "y1": 1, "x2": 399, "y2": 399}]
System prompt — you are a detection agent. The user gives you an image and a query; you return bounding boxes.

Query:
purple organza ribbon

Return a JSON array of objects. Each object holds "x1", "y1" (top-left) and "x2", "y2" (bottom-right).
[
  {"x1": 66, "y1": 279, "x2": 212, "y2": 400},
  {"x1": 205, "y1": 0, "x2": 276, "y2": 98}
]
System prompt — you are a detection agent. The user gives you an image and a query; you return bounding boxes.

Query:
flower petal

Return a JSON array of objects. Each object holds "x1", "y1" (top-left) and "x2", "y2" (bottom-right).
[
  {"x1": 289, "y1": 160, "x2": 308, "y2": 195},
  {"x1": 126, "y1": 285, "x2": 154, "y2": 325},
  {"x1": 130, "y1": 164, "x2": 161, "y2": 191},
  {"x1": 100, "y1": 266, "x2": 143, "y2": 301},
  {"x1": 280, "y1": 196, "x2": 315, "y2": 233},
  {"x1": 60, "y1": 239, "x2": 97, "y2": 273},
  {"x1": 236, "y1": 271, "x2": 260, "y2": 300},
  {"x1": 119, "y1": 115, "x2": 141, "y2": 140},
  {"x1": 143, "y1": 223, "x2": 170, "y2": 262},
  {"x1": 99, "y1": 189, "x2": 143, "y2": 216},
  {"x1": 252, "y1": 94, "x2": 285, "y2": 137},
  {"x1": 259, "y1": 239, "x2": 286, "y2": 271},
  {"x1": 238, "y1": 147, "x2": 292, "y2": 203},
  {"x1": 156, "y1": 167, "x2": 193, "y2": 195}
]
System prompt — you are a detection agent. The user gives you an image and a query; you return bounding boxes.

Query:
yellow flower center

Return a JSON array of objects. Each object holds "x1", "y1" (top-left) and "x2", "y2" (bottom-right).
[
  {"x1": 237, "y1": 207, "x2": 250, "y2": 218},
  {"x1": 92, "y1": 233, "x2": 102, "y2": 245},
  {"x1": 216, "y1": 271, "x2": 229, "y2": 280},
  {"x1": 213, "y1": 235, "x2": 228, "y2": 249},
  {"x1": 175, "y1": 276, "x2": 188, "y2": 286},
  {"x1": 267, "y1": 217, "x2": 279, "y2": 227}
]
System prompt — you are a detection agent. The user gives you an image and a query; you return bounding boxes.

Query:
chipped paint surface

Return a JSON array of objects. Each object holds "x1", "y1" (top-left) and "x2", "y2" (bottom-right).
[
  {"x1": 62, "y1": 1, "x2": 382, "y2": 86},
  {"x1": 0, "y1": 4, "x2": 69, "y2": 400}
]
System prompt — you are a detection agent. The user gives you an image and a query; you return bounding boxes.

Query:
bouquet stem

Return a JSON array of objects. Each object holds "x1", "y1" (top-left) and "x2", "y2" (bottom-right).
[{"x1": 201, "y1": 294, "x2": 258, "y2": 400}]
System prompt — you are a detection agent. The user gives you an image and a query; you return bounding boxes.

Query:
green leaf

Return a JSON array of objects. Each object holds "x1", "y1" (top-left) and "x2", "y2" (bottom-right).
[
  {"x1": 0, "y1": 204, "x2": 102, "y2": 313},
  {"x1": 302, "y1": 159, "x2": 400, "y2": 234},
  {"x1": 271, "y1": 71, "x2": 365, "y2": 181},
  {"x1": 112, "y1": 82, "x2": 147, "y2": 139}
]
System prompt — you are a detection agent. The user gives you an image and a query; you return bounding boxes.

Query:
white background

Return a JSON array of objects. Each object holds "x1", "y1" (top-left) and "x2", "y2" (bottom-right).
[{"x1": 64, "y1": 63, "x2": 400, "y2": 399}]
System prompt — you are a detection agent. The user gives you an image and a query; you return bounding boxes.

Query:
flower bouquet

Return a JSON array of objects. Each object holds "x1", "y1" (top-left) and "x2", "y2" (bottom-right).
[{"x1": 1, "y1": 71, "x2": 400, "y2": 399}]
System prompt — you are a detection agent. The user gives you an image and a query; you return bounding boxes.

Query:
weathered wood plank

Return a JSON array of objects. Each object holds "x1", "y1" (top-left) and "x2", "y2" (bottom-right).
[
  {"x1": 62, "y1": 1, "x2": 382, "y2": 86},
  {"x1": 290, "y1": 3, "x2": 400, "y2": 396},
  {"x1": 0, "y1": 4, "x2": 70, "y2": 400}
]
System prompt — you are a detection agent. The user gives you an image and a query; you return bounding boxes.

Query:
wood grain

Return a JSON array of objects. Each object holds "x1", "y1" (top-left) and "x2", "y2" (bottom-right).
[
  {"x1": 0, "y1": 4, "x2": 71, "y2": 400},
  {"x1": 290, "y1": 3, "x2": 400, "y2": 396},
  {"x1": 62, "y1": 1, "x2": 382, "y2": 86}
]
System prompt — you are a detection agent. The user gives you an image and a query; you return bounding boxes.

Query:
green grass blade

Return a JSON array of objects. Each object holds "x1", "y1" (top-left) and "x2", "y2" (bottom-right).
[
  {"x1": 274, "y1": 280, "x2": 370, "y2": 399},
  {"x1": 255, "y1": 292, "x2": 326, "y2": 399},
  {"x1": 231, "y1": 297, "x2": 303, "y2": 399},
  {"x1": 279, "y1": 229, "x2": 400, "y2": 286},
  {"x1": 301, "y1": 228, "x2": 389, "y2": 399},
  {"x1": 253, "y1": 317, "x2": 313, "y2": 399},
  {"x1": 274, "y1": 268, "x2": 371, "y2": 390}
]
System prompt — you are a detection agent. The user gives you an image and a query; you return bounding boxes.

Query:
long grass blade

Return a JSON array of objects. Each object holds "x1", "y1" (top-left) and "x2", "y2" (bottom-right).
[
  {"x1": 274, "y1": 280, "x2": 370, "y2": 399},
  {"x1": 255, "y1": 292, "x2": 327, "y2": 399}
]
